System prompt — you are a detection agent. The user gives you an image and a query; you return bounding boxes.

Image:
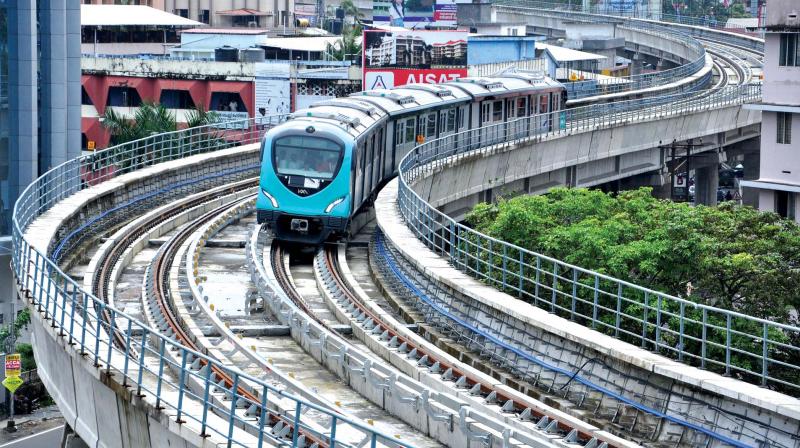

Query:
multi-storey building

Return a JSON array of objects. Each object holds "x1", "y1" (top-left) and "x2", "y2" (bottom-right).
[
  {"x1": 741, "y1": 0, "x2": 800, "y2": 220},
  {"x1": 86, "y1": 0, "x2": 301, "y2": 30},
  {"x1": 430, "y1": 39, "x2": 467, "y2": 66},
  {"x1": 0, "y1": 0, "x2": 82, "y2": 331}
]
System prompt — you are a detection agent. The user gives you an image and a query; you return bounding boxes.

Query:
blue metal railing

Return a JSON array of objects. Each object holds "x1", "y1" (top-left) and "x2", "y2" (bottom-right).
[
  {"x1": 11, "y1": 116, "x2": 415, "y2": 447},
  {"x1": 395, "y1": 83, "x2": 800, "y2": 395},
  {"x1": 492, "y1": 1, "x2": 766, "y2": 99}
]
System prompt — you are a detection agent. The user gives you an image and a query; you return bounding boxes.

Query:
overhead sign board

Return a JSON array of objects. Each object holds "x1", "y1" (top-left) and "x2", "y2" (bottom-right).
[
  {"x1": 363, "y1": 30, "x2": 468, "y2": 89},
  {"x1": 372, "y1": 0, "x2": 467, "y2": 28}
]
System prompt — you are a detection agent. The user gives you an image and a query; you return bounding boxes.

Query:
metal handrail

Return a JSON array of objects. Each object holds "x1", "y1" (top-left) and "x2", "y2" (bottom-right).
[
  {"x1": 11, "y1": 116, "x2": 415, "y2": 447},
  {"x1": 395, "y1": 83, "x2": 800, "y2": 395}
]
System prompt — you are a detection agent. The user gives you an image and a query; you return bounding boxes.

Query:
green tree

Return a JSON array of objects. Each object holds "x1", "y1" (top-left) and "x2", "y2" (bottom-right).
[
  {"x1": 102, "y1": 102, "x2": 221, "y2": 171},
  {"x1": 0, "y1": 308, "x2": 31, "y2": 354},
  {"x1": 466, "y1": 188, "x2": 800, "y2": 390},
  {"x1": 326, "y1": 31, "x2": 362, "y2": 62}
]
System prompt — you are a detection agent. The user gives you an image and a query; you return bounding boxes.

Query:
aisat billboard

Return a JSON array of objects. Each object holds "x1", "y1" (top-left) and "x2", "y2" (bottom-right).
[{"x1": 362, "y1": 30, "x2": 468, "y2": 89}]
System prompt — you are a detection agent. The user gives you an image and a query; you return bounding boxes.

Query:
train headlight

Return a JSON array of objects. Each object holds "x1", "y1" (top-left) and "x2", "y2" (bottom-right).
[
  {"x1": 261, "y1": 188, "x2": 279, "y2": 208},
  {"x1": 324, "y1": 197, "x2": 345, "y2": 213}
]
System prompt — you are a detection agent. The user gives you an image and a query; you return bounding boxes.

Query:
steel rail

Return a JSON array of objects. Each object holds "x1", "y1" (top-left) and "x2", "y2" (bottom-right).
[
  {"x1": 321, "y1": 245, "x2": 635, "y2": 447},
  {"x1": 147, "y1": 196, "x2": 331, "y2": 447}
]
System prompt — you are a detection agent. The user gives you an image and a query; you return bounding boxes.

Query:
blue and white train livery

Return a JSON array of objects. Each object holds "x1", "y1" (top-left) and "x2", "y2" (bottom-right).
[{"x1": 257, "y1": 72, "x2": 566, "y2": 243}]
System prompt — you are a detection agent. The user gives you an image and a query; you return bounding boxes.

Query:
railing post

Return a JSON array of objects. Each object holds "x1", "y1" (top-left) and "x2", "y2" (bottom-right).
[
  {"x1": 518, "y1": 250, "x2": 524, "y2": 299},
  {"x1": 175, "y1": 349, "x2": 188, "y2": 423},
  {"x1": 227, "y1": 373, "x2": 240, "y2": 444},
  {"x1": 291, "y1": 401, "x2": 302, "y2": 447},
  {"x1": 136, "y1": 330, "x2": 149, "y2": 394},
  {"x1": 678, "y1": 302, "x2": 685, "y2": 362},
  {"x1": 550, "y1": 262, "x2": 558, "y2": 313},
  {"x1": 534, "y1": 257, "x2": 541, "y2": 306},
  {"x1": 655, "y1": 296, "x2": 663, "y2": 352},
  {"x1": 700, "y1": 309, "x2": 708, "y2": 370},
  {"x1": 571, "y1": 269, "x2": 577, "y2": 321},
  {"x1": 642, "y1": 292, "x2": 649, "y2": 348},
  {"x1": 257, "y1": 385, "x2": 269, "y2": 448},
  {"x1": 615, "y1": 283, "x2": 622, "y2": 338},
  {"x1": 762, "y1": 323, "x2": 769, "y2": 387},
  {"x1": 200, "y1": 360, "x2": 213, "y2": 436},
  {"x1": 152, "y1": 337, "x2": 166, "y2": 401},
  {"x1": 122, "y1": 318, "x2": 133, "y2": 382}
]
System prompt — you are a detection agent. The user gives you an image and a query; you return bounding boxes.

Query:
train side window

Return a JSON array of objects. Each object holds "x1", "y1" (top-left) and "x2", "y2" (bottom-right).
[
  {"x1": 507, "y1": 100, "x2": 516, "y2": 120},
  {"x1": 539, "y1": 95, "x2": 549, "y2": 113},
  {"x1": 459, "y1": 106, "x2": 468, "y2": 129},
  {"x1": 492, "y1": 101, "x2": 503, "y2": 121}
]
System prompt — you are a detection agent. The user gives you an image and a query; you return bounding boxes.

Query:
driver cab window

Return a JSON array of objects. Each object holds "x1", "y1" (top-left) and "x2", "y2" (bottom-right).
[{"x1": 273, "y1": 135, "x2": 342, "y2": 180}]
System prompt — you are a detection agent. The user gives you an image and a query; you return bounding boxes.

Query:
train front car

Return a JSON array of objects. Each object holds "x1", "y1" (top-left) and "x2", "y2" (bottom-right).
[{"x1": 257, "y1": 117, "x2": 353, "y2": 244}]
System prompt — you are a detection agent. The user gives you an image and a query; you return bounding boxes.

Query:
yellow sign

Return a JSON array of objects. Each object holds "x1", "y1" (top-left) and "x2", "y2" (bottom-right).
[
  {"x1": 5, "y1": 354, "x2": 21, "y2": 377},
  {"x1": 2, "y1": 376, "x2": 23, "y2": 394}
]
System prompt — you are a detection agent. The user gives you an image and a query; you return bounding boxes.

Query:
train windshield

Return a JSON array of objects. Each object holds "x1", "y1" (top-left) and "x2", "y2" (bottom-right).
[{"x1": 273, "y1": 135, "x2": 343, "y2": 180}]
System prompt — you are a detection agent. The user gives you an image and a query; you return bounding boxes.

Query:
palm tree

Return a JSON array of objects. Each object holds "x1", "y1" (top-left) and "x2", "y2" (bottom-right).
[
  {"x1": 326, "y1": 31, "x2": 362, "y2": 62},
  {"x1": 340, "y1": 0, "x2": 363, "y2": 21},
  {"x1": 102, "y1": 102, "x2": 220, "y2": 169}
]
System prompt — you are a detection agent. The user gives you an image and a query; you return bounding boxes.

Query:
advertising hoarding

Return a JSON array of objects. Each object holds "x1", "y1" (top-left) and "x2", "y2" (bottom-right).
[
  {"x1": 373, "y1": 0, "x2": 464, "y2": 28},
  {"x1": 255, "y1": 62, "x2": 292, "y2": 124},
  {"x1": 363, "y1": 30, "x2": 468, "y2": 89}
]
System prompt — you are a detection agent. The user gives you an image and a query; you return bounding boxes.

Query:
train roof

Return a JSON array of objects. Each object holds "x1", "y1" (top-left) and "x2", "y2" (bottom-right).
[
  {"x1": 283, "y1": 73, "x2": 563, "y2": 139},
  {"x1": 345, "y1": 73, "x2": 562, "y2": 116},
  {"x1": 288, "y1": 103, "x2": 386, "y2": 138}
]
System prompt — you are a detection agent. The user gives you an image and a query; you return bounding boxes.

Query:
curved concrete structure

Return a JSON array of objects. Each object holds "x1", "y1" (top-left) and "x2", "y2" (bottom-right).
[{"x1": 11, "y1": 8, "x2": 777, "y2": 448}]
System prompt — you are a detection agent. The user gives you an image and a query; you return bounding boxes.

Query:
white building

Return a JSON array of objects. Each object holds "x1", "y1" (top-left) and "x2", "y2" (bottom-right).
[{"x1": 741, "y1": 0, "x2": 800, "y2": 220}]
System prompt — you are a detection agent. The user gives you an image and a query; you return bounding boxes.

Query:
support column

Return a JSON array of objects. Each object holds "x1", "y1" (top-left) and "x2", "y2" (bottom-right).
[
  {"x1": 66, "y1": 0, "x2": 82, "y2": 159},
  {"x1": 8, "y1": 0, "x2": 38, "y2": 212},
  {"x1": 40, "y1": 0, "x2": 68, "y2": 172},
  {"x1": 695, "y1": 165, "x2": 719, "y2": 206}
]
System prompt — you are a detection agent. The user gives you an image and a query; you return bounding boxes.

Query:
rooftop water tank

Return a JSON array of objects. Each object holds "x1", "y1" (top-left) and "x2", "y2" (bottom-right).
[
  {"x1": 240, "y1": 46, "x2": 265, "y2": 63},
  {"x1": 215, "y1": 46, "x2": 239, "y2": 62}
]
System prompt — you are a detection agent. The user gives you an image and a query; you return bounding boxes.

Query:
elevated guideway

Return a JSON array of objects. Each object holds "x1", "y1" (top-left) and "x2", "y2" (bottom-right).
[
  {"x1": 10, "y1": 8, "x2": 784, "y2": 448},
  {"x1": 372, "y1": 7, "x2": 800, "y2": 448}
]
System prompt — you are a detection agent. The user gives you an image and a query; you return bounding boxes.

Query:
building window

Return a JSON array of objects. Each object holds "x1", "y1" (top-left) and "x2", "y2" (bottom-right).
[
  {"x1": 159, "y1": 89, "x2": 195, "y2": 109},
  {"x1": 175, "y1": 9, "x2": 189, "y2": 18},
  {"x1": 777, "y1": 112, "x2": 792, "y2": 145},
  {"x1": 779, "y1": 33, "x2": 799, "y2": 67},
  {"x1": 775, "y1": 190, "x2": 796, "y2": 220},
  {"x1": 106, "y1": 86, "x2": 142, "y2": 108},
  {"x1": 199, "y1": 10, "x2": 210, "y2": 24}
]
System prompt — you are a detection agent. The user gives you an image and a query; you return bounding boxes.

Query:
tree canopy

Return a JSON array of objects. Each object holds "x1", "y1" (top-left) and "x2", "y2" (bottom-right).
[{"x1": 467, "y1": 187, "x2": 800, "y2": 323}]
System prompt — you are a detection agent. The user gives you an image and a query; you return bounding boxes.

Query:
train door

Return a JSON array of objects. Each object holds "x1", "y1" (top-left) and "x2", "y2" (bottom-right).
[
  {"x1": 480, "y1": 99, "x2": 504, "y2": 146},
  {"x1": 394, "y1": 116, "x2": 416, "y2": 169},
  {"x1": 364, "y1": 133, "x2": 374, "y2": 197},
  {"x1": 353, "y1": 140, "x2": 364, "y2": 207},
  {"x1": 384, "y1": 123, "x2": 394, "y2": 176},
  {"x1": 537, "y1": 94, "x2": 551, "y2": 133},
  {"x1": 452, "y1": 104, "x2": 469, "y2": 151},
  {"x1": 438, "y1": 108, "x2": 457, "y2": 152},
  {"x1": 510, "y1": 96, "x2": 530, "y2": 140},
  {"x1": 418, "y1": 112, "x2": 437, "y2": 145},
  {"x1": 375, "y1": 128, "x2": 385, "y2": 186}
]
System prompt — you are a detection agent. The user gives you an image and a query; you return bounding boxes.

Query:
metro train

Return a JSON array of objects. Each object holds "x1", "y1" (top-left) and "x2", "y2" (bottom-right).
[{"x1": 257, "y1": 73, "x2": 567, "y2": 244}]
